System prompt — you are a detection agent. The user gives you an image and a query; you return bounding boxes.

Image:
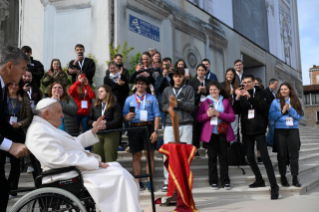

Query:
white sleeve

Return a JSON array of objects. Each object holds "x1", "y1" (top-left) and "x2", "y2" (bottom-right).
[{"x1": 0, "y1": 138, "x2": 13, "y2": 151}]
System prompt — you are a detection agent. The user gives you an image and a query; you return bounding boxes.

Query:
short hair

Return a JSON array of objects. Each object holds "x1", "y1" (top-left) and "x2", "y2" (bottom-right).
[
  {"x1": 21, "y1": 46, "x2": 32, "y2": 53},
  {"x1": 201, "y1": 58, "x2": 210, "y2": 64},
  {"x1": 142, "y1": 51, "x2": 152, "y2": 58},
  {"x1": 172, "y1": 68, "x2": 185, "y2": 76},
  {"x1": 162, "y1": 57, "x2": 172, "y2": 63},
  {"x1": 75, "y1": 44, "x2": 85, "y2": 50},
  {"x1": 234, "y1": 59, "x2": 243, "y2": 65},
  {"x1": 196, "y1": 64, "x2": 207, "y2": 72},
  {"x1": 269, "y1": 78, "x2": 278, "y2": 85},
  {"x1": 114, "y1": 54, "x2": 123, "y2": 59},
  {"x1": 243, "y1": 74, "x2": 254, "y2": 81},
  {"x1": 148, "y1": 47, "x2": 157, "y2": 52},
  {"x1": 255, "y1": 77, "x2": 262, "y2": 84},
  {"x1": 108, "y1": 61, "x2": 118, "y2": 68},
  {"x1": 0, "y1": 46, "x2": 30, "y2": 66},
  {"x1": 134, "y1": 76, "x2": 150, "y2": 86}
]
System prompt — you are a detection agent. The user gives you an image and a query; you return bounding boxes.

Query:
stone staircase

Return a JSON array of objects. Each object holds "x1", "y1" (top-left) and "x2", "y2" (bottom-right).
[{"x1": 6, "y1": 126, "x2": 319, "y2": 211}]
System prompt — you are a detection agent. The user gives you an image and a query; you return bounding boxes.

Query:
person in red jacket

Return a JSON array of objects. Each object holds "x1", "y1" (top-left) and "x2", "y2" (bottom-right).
[{"x1": 69, "y1": 74, "x2": 96, "y2": 150}]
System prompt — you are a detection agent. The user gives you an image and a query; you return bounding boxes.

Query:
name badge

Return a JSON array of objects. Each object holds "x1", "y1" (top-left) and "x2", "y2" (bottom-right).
[
  {"x1": 200, "y1": 95, "x2": 206, "y2": 102},
  {"x1": 10, "y1": 116, "x2": 18, "y2": 125},
  {"x1": 81, "y1": 100, "x2": 88, "y2": 109},
  {"x1": 140, "y1": 110, "x2": 148, "y2": 122},
  {"x1": 248, "y1": 109, "x2": 255, "y2": 119},
  {"x1": 286, "y1": 117, "x2": 293, "y2": 126},
  {"x1": 30, "y1": 100, "x2": 35, "y2": 109},
  {"x1": 210, "y1": 117, "x2": 218, "y2": 125}
]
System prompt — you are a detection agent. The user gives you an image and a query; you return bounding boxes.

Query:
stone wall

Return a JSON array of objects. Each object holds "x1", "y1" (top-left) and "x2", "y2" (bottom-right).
[
  {"x1": 0, "y1": 0, "x2": 10, "y2": 60},
  {"x1": 304, "y1": 105, "x2": 319, "y2": 127}
]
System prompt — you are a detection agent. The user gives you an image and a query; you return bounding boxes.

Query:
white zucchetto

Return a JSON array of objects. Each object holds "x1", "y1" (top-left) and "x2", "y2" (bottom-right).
[{"x1": 36, "y1": 98, "x2": 58, "y2": 111}]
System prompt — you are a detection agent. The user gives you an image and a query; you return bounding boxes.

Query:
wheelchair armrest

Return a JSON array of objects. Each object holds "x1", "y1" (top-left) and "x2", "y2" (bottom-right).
[{"x1": 35, "y1": 166, "x2": 83, "y2": 188}]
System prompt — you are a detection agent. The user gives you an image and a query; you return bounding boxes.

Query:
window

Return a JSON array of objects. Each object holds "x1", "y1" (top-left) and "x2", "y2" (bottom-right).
[
  {"x1": 316, "y1": 75, "x2": 319, "y2": 84},
  {"x1": 304, "y1": 94, "x2": 310, "y2": 105},
  {"x1": 317, "y1": 111, "x2": 319, "y2": 123}
]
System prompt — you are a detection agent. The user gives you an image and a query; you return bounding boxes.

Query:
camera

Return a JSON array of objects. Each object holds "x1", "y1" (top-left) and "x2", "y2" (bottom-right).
[
  {"x1": 25, "y1": 81, "x2": 31, "y2": 87},
  {"x1": 78, "y1": 52, "x2": 83, "y2": 56},
  {"x1": 209, "y1": 104, "x2": 214, "y2": 110},
  {"x1": 239, "y1": 84, "x2": 245, "y2": 90}
]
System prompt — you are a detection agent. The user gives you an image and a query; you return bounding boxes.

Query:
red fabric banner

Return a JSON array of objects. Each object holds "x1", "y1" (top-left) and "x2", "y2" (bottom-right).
[{"x1": 159, "y1": 143, "x2": 198, "y2": 212}]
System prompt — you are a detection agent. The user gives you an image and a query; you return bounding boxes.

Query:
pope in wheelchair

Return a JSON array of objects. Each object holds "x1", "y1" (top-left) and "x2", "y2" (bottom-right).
[{"x1": 24, "y1": 98, "x2": 141, "y2": 212}]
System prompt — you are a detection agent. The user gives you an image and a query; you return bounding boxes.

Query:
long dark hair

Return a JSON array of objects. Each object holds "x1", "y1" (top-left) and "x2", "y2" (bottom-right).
[
  {"x1": 26, "y1": 70, "x2": 38, "y2": 92},
  {"x1": 6, "y1": 78, "x2": 25, "y2": 99},
  {"x1": 174, "y1": 59, "x2": 187, "y2": 69},
  {"x1": 276, "y1": 82, "x2": 303, "y2": 115},
  {"x1": 224, "y1": 68, "x2": 239, "y2": 95},
  {"x1": 208, "y1": 81, "x2": 230, "y2": 99},
  {"x1": 196, "y1": 64, "x2": 207, "y2": 73},
  {"x1": 94, "y1": 85, "x2": 117, "y2": 111},
  {"x1": 48, "y1": 82, "x2": 70, "y2": 102}
]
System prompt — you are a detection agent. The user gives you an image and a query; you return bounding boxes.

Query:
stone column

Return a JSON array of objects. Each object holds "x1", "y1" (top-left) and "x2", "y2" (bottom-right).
[{"x1": 0, "y1": 0, "x2": 9, "y2": 58}]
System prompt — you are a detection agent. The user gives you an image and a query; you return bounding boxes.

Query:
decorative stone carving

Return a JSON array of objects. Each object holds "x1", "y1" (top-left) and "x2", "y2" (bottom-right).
[
  {"x1": 279, "y1": 6, "x2": 292, "y2": 66},
  {"x1": 265, "y1": 0, "x2": 274, "y2": 17},
  {"x1": 41, "y1": 0, "x2": 91, "y2": 10}
]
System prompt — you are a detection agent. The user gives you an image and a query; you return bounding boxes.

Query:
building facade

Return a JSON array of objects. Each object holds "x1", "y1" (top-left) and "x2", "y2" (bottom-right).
[
  {"x1": 309, "y1": 65, "x2": 319, "y2": 85},
  {"x1": 303, "y1": 85, "x2": 319, "y2": 126},
  {"x1": 2, "y1": 0, "x2": 303, "y2": 104}
]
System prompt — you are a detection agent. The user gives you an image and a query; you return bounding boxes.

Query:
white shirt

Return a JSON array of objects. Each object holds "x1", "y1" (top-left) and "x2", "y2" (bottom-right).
[{"x1": 0, "y1": 75, "x2": 13, "y2": 151}]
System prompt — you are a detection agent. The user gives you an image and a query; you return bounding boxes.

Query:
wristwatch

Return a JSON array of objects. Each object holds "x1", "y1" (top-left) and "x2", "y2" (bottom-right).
[{"x1": 154, "y1": 130, "x2": 159, "y2": 134}]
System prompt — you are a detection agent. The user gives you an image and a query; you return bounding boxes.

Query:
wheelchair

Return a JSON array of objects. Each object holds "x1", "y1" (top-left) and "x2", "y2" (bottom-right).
[{"x1": 10, "y1": 154, "x2": 96, "y2": 212}]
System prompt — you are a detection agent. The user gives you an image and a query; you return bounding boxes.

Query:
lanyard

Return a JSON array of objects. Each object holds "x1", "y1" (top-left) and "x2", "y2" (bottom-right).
[
  {"x1": 101, "y1": 103, "x2": 107, "y2": 116},
  {"x1": 207, "y1": 73, "x2": 211, "y2": 80},
  {"x1": 198, "y1": 77, "x2": 205, "y2": 86},
  {"x1": 249, "y1": 88, "x2": 256, "y2": 109},
  {"x1": 7, "y1": 97, "x2": 20, "y2": 117},
  {"x1": 27, "y1": 88, "x2": 32, "y2": 99},
  {"x1": 84, "y1": 88, "x2": 87, "y2": 98},
  {"x1": 172, "y1": 85, "x2": 185, "y2": 98},
  {"x1": 78, "y1": 57, "x2": 86, "y2": 70},
  {"x1": 135, "y1": 93, "x2": 147, "y2": 109}
]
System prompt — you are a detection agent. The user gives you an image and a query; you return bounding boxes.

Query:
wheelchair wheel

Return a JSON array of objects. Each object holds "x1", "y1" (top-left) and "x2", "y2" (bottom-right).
[{"x1": 10, "y1": 187, "x2": 87, "y2": 212}]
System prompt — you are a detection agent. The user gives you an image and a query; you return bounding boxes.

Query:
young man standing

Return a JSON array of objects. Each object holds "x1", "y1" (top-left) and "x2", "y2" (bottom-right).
[
  {"x1": 160, "y1": 68, "x2": 195, "y2": 192},
  {"x1": 201, "y1": 59, "x2": 218, "y2": 82},
  {"x1": 123, "y1": 76, "x2": 160, "y2": 191},
  {"x1": 21, "y1": 46, "x2": 44, "y2": 88},
  {"x1": 68, "y1": 44, "x2": 96, "y2": 85},
  {"x1": 264, "y1": 78, "x2": 279, "y2": 147},
  {"x1": 234, "y1": 59, "x2": 245, "y2": 84},
  {"x1": 234, "y1": 75, "x2": 279, "y2": 200}
]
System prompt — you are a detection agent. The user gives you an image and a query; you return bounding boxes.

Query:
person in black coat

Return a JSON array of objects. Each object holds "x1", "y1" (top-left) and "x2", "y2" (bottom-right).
[
  {"x1": 0, "y1": 46, "x2": 30, "y2": 211},
  {"x1": 105, "y1": 54, "x2": 130, "y2": 81},
  {"x1": 234, "y1": 59, "x2": 246, "y2": 84},
  {"x1": 87, "y1": 85, "x2": 122, "y2": 162},
  {"x1": 265, "y1": 78, "x2": 279, "y2": 147},
  {"x1": 188, "y1": 64, "x2": 210, "y2": 152},
  {"x1": 104, "y1": 62, "x2": 129, "y2": 109},
  {"x1": 67, "y1": 44, "x2": 96, "y2": 85},
  {"x1": 21, "y1": 46, "x2": 44, "y2": 88},
  {"x1": 233, "y1": 74, "x2": 279, "y2": 199}
]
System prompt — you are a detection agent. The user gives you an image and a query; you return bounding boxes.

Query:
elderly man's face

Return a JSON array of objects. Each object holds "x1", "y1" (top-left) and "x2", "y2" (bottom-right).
[{"x1": 47, "y1": 102, "x2": 64, "y2": 128}]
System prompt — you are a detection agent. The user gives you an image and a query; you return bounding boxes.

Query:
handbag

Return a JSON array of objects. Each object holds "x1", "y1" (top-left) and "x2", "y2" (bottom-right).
[{"x1": 217, "y1": 121, "x2": 228, "y2": 134}]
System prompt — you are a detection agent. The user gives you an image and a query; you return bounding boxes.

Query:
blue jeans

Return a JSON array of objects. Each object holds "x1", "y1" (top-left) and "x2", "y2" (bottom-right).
[
  {"x1": 266, "y1": 120, "x2": 275, "y2": 146},
  {"x1": 76, "y1": 115, "x2": 91, "y2": 151}
]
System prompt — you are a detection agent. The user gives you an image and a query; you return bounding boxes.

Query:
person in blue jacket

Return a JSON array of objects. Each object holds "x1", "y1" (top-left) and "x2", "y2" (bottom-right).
[{"x1": 269, "y1": 82, "x2": 303, "y2": 188}]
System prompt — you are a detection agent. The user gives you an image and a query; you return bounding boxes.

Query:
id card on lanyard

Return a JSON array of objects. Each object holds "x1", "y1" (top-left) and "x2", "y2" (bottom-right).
[
  {"x1": 286, "y1": 117, "x2": 293, "y2": 126},
  {"x1": 101, "y1": 104, "x2": 107, "y2": 123},
  {"x1": 81, "y1": 88, "x2": 88, "y2": 109},
  {"x1": 78, "y1": 57, "x2": 85, "y2": 71},
  {"x1": 135, "y1": 93, "x2": 148, "y2": 121},
  {"x1": 248, "y1": 88, "x2": 255, "y2": 119},
  {"x1": 7, "y1": 97, "x2": 20, "y2": 125},
  {"x1": 173, "y1": 85, "x2": 185, "y2": 102},
  {"x1": 199, "y1": 80, "x2": 206, "y2": 102}
]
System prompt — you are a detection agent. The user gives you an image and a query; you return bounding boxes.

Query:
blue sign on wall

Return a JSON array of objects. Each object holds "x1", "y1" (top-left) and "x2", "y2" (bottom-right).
[{"x1": 129, "y1": 14, "x2": 160, "y2": 42}]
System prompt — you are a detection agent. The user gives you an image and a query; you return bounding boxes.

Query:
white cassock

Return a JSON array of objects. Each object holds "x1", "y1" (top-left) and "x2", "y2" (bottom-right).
[{"x1": 26, "y1": 116, "x2": 141, "y2": 212}]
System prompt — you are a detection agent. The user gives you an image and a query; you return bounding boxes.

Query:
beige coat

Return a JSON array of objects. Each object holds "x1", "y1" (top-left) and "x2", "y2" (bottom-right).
[{"x1": 26, "y1": 116, "x2": 141, "y2": 212}]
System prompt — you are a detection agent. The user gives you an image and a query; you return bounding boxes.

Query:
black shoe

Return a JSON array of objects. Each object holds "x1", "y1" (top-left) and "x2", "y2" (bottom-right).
[
  {"x1": 210, "y1": 184, "x2": 219, "y2": 190},
  {"x1": 257, "y1": 157, "x2": 263, "y2": 164},
  {"x1": 292, "y1": 176, "x2": 301, "y2": 187},
  {"x1": 249, "y1": 180, "x2": 265, "y2": 188},
  {"x1": 270, "y1": 184, "x2": 279, "y2": 200},
  {"x1": 139, "y1": 182, "x2": 145, "y2": 191},
  {"x1": 280, "y1": 176, "x2": 290, "y2": 187}
]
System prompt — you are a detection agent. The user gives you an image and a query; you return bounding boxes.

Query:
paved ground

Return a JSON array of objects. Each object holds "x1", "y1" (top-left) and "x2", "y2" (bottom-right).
[{"x1": 145, "y1": 186, "x2": 319, "y2": 212}]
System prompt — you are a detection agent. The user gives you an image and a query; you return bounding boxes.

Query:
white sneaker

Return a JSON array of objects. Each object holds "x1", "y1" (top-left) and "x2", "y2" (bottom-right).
[
  {"x1": 27, "y1": 166, "x2": 34, "y2": 173},
  {"x1": 6, "y1": 157, "x2": 10, "y2": 163},
  {"x1": 224, "y1": 184, "x2": 232, "y2": 190},
  {"x1": 286, "y1": 165, "x2": 290, "y2": 172}
]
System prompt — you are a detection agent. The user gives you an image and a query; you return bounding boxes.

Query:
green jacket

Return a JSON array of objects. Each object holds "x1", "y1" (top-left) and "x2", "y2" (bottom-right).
[{"x1": 42, "y1": 71, "x2": 70, "y2": 94}]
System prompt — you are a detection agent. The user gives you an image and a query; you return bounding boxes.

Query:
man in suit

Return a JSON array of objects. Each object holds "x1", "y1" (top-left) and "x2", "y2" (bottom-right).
[
  {"x1": 0, "y1": 46, "x2": 30, "y2": 211},
  {"x1": 234, "y1": 59, "x2": 246, "y2": 84},
  {"x1": 196, "y1": 59, "x2": 218, "y2": 82},
  {"x1": 265, "y1": 78, "x2": 279, "y2": 146},
  {"x1": 67, "y1": 44, "x2": 96, "y2": 85}
]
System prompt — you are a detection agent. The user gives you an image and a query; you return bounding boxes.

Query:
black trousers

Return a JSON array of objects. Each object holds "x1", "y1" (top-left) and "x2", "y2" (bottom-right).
[
  {"x1": 243, "y1": 134, "x2": 276, "y2": 185},
  {"x1": 192, "y1": 120, "x2": 201, "y2": 149},
  {"x1": 207, "y1": 134, "x2": 230, "y2": 186},
  {"x1": 276, "y1": 129, "x2": 299, "y2": 176},
  {"x1": 0, "y1": 166, "x2": 10, "y2": 211},
  {"x1": 0, "y1": 150, "x2": 21, "y2": 196}
]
